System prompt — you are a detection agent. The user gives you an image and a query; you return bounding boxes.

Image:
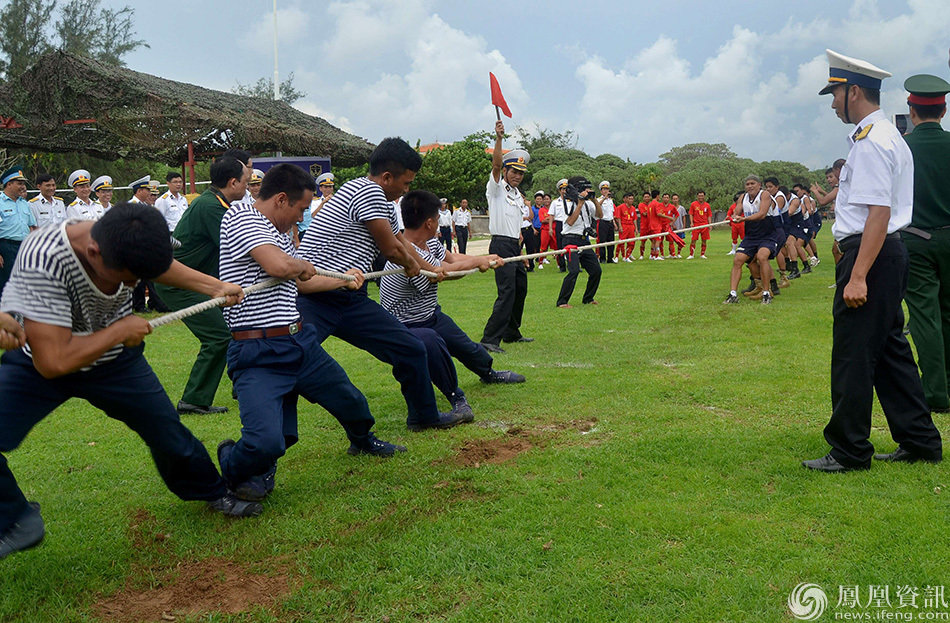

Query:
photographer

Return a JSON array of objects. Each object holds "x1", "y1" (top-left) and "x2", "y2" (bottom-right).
[{"x1": 556, "y1": 176, "x2": 603, "y2": 308}]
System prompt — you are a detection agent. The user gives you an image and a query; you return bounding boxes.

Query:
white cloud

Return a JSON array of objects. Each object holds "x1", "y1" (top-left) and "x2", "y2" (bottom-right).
[{"x1": 241, "y1": 6, "x2": 311, "y2": 55}]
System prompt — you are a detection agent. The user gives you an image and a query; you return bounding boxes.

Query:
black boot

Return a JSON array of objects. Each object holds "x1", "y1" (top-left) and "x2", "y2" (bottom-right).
[
  {"x1": 788, "y1": 261, "x2": 801, "y2": 279},
  {"x1": 770, "y1": 278, "x2": 781, "y2": 296},
  {"x1": 741, "y1": 276, "x2": 756, "y2": 294}
]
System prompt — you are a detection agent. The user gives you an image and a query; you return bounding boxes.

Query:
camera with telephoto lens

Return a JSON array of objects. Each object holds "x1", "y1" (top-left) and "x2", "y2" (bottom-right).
[{"x1": 564, "y1": 176, "x2": 597, "y2": 237}]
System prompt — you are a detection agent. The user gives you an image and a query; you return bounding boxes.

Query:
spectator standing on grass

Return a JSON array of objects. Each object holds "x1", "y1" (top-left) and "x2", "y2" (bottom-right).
[
  {"x1": 155, "y1": 172, "x2": 189, "y2": 233},
  {"x1": 92, "y1": 176, "x2": 113, "y2": 214},
  {"x1": 28, "y1": 174, "x2": 67, "y2": 228},
  {"x1": 438, "y1": 198, "x2": 453, "y2": 253},
  {"x1": 596, "y1": 181, "x2": 617, "y2": 264},
  {"x1": 802, "y1": 50, "x2": 941, "y2": 472},
  {"x1": 0, "y1": 167, "x2": 36, "y2": 297},
  {"x1": 687, "y1": 191, "x2": 711, "y2": 259},
  {"x1": 453, "y1": 198, "x2": 472, "y2": 254}
]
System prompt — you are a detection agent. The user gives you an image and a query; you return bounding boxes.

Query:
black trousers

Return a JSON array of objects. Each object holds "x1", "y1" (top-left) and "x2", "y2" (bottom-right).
[
  {"x1": 132, "y1": 280, "x2": 169, "y2": 312},
  {"x1": 481, "y1": 235, "x2": 527, "y2": 346},
  {"x1": 521, "y1": 226, "x2": 539, "y2": 270},
  {"x1": 826, "y1": 236, "x2": 942, "y2": 466},
  {"x1": 455, "y1": 226, "x2": 469, "y2": 254},
  {"x1": 0, "y1": 238, "x2": 21, "y2": 298},
  {"x1": 597, "y1": 220, "x2": 615, "y2": 263},
  {"x1": 554, "y1": 221, "x2": 565, "y2": 271},
  {"x1": 557, "y1": 234, "x2": 602, "y2": 306},
  {"x1": 439, "y1": 226, "x2": 453, "y2": 252},
  {"x1": 406, "y1": 307, "x2": 494, "y2": 400}
]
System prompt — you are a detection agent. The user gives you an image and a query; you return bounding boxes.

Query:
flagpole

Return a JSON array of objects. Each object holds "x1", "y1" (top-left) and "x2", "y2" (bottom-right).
[{"x1": 495, "y1": 106, "x2": 500, "y2": 121}]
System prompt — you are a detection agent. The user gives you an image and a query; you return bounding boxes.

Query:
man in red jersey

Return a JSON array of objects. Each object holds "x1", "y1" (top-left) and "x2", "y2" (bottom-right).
[
  {"x1": 615, "y1": 193, "x2": 638, "y2": 262},
  {"x1": 637, "y1": 191, "x2": 653, "y2": 259},
  {"x1": 687, "y1": 190, "x2": 712, "y2": 259}
]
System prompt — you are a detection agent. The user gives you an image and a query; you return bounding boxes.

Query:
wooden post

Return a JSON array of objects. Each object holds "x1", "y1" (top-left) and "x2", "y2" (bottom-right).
[{"x1": 186, "y1": 141, "x2": 196, "y2": 194}]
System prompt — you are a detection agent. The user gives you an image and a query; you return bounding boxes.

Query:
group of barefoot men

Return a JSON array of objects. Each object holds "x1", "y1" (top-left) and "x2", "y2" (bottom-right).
[{"x1": 1, "y1": 50, "x2": 949, "y2": 560}]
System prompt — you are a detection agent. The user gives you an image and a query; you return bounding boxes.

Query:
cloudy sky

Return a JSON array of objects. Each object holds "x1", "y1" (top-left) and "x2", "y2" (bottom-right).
[{"x1": 111, "y1": 0, "x2": 948, "y2": 168}]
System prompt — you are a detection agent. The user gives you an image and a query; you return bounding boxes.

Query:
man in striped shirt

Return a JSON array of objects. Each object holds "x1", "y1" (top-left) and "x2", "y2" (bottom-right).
[
  {"x1": 217, "y1": 164, "x2": 405, "y2": 504},
  {"x1": 297, "y1": 138, "x2": 469, "y2": 433},
  {"x1": 380, "y1": 191, "x2": 525, "y2": 420},
  {"x1": 0, "y1": 203, "x2": 261, "y2": 560}
]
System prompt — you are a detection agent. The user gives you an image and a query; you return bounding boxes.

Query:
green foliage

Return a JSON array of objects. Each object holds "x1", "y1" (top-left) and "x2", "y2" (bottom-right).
[
  {"x1": 232, "y1": 72, "x2": 307, "y2": 105},
  {"x1": 0, "y1": 0, "x2": 56, "y2": 79},
  {"x1": 659, "y1": 142, "x2": 738, "y2": 173},
  {"x1": 332, "y1": 162, "x2": 369, "y2": 187},
  {"x1": 411, "y1": 137, "x2": 492, "y2": 207}
]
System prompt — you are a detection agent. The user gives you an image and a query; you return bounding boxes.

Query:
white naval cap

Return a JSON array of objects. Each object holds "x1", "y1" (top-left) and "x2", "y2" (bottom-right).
[
  {"x1": 130, "y1": 175, "x2": 150, "y2": 191},
  {"x1": 91, "y1": 175, "x2": 113, "y2": 192},
  {"x1": 557, "y1": 178, "x2": 568, "y2": 189},
  {"x1": 68, "y1": 169, "x2": 91, "y2": 187},
  {"x1": 819, "y1": 49, "x2": 892, "y2": 95},
  {"x1": 316, "y1": 172, "x2": 336, "y2": 186},
  {"x1": 502, "y1": 149, "x2": 529, "y2": 171},
  {"x1": 599, "y1": 180, "x2": 610, "y2": 190},
  {"x1": 249, "y1": 168, "x2": 264, "y2": 184}
]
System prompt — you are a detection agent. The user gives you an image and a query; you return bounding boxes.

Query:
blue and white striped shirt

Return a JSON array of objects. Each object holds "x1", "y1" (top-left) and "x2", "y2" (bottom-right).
[{"x1": 379, "y1": 237, "x2": 444, "y2": 324}]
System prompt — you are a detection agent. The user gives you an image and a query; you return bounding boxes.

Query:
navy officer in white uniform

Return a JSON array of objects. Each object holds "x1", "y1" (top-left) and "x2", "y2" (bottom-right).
[
  {"x1": 480, "y1": 120, "x2": 532, "y2": 353},
  {"x1": 803, "y1": 49, "x2": 942, "y2": 472}
]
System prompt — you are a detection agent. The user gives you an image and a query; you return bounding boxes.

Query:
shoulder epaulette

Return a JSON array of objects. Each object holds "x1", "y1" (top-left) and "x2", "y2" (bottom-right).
[
  {"x1": 28, "y1": 196, "x2": 39, "y2": 202},
  {"x1": 854, "y1": 124, "x2": 873, "y2": 141},
  {"x1": 161, "y1": 191, "x2": 170, "y2": 198},
  {"x1": 68, "y1": 199, "x2": 79, "y2": 206}
]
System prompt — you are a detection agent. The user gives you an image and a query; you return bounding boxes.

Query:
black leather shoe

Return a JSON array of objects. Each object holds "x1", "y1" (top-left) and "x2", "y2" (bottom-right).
[
  {"x1": 802, "y1": 453, "x2": 869, "y2": 473},
  {"x1": 347, "y1": 432, "x2": 408, "y2": 457},
  {"x1": 480, "y1": 342, "x2": 505, "y2": 353},
  {"x1": 0, "y1": 502, "x2": 44, "y2": 559},
  {"x1": 178, "y1": 401, "x2": 228, "y2": 415},
  {"x1": 217, "y1": 439, "x2": 268, "y2": 501},
  {"x1": 873, "y1": 446, "x2": 941, "y2": 464},
  {"x1": 407, "y1": 410, "x2": 472, "y2": 432},
  {"x1": 207, "y1": 494, "x2": 263, "y2": 518},
  {"x1": 502, "y1": 336, "x2": 534, "y2": 343},
  {"x1": 481, "y1": 370, "x2": 526, "y2": 384}
]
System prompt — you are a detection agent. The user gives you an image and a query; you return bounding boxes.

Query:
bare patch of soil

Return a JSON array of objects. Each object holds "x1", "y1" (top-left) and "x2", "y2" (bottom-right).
[
  {"x1": 452, "y1": 428, "x2": 540, "y2": 467},
  {"x1": 93, "y1": 558, "x2": 292, "y2": 623}
]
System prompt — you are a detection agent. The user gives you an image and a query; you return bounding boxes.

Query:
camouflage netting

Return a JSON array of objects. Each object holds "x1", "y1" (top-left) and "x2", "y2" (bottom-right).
[{"x1": 0, "y1": 50, "x2": 375, "y2": 166}]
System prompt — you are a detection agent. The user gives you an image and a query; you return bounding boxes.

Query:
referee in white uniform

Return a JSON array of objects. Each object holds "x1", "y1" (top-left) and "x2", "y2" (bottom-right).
[
  {"x1": 803, "y1": 49, "x2": 942, "y2": 472},
  {"x1": 480, "y1": 120, "x2": 532, "y2": 353}
]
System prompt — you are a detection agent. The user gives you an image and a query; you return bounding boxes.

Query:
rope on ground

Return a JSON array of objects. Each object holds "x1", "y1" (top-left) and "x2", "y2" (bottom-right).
[{"x1": 149, "y1": 219, "x2": 731, "y2": 328}]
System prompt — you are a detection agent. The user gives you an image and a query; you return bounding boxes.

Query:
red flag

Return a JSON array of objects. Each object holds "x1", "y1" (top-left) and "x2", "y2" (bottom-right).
[{"x1": 489, "y1": 72, "x2": 512, "y2": 118}]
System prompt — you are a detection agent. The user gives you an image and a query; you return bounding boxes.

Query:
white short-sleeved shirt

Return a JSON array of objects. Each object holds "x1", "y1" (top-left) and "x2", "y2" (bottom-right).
[
  {"x1": 562, "y1": 199, "x2": 595, "y2": 236},
  {"x1": 219, "y1": 204, "x2": 300, "y2": 329},
  {"x1": 600, "y1": 197, "x2": 615, "y2": 221},
  {"x1": 453, "y1": 209, "x2": 471, "y2": 227},
  {"x1": 549, "y1": 197, "x2": 568, "y2": 223},
  {"x1": 299, "y1": 177, "x2": 399, "y2": 273},
  {"x1": 66, "y1": 198, "x2": 102, "y2": 221},
  {"x1": 0, "y1": 221, "x2": 134, "y2": 367},
  {"x1": 832, "y1": 110, "x2": 914, "y2": 240},
  {"x1": 379, "y1": 237, "x2": 444, "y2": 324},
  {"x1": 438, "y1": 209, "x2": 453, "y2": 227},
  {"x1": 29, "y1": 195, "x2": 68, "y2": 228},
  {"x1": 154, "y1": 191, "x2": 189, "y2": 232},
  {"x1": 486, "y1": 173, "x2": 524, "y2": 238}
]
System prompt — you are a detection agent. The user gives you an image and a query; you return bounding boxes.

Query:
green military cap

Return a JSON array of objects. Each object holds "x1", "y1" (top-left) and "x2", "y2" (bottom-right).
[{"x1": 904, "y1": 74, "x2": 950, "y2": 106}]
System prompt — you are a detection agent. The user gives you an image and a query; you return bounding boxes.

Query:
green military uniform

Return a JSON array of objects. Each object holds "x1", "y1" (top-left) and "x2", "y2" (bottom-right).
[
  {"x1": 901, "y1": 74, "x2": 950, "y2": 412},
  {"x1": 153, "y1": 188, "x2": 233, "y2": 411}
]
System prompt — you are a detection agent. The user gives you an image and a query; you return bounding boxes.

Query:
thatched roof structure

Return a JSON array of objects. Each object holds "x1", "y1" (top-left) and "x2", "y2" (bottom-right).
[{"x1": 0, "y1": 51, "x2": 374, "y2": 166}]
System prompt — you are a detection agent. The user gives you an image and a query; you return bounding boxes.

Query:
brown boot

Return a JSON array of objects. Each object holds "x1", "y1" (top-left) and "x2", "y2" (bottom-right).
[
  {"x1": 778, "y1": 271, "x2": 790, "y2": 288},
  {"x1": 747, "y1": 279, "x2": 765, "y2": 299}
]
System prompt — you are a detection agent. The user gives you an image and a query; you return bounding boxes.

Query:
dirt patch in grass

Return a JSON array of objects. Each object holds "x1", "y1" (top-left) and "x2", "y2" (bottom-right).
[
  {"x1": 451, "y1": 428, "x2": 542, "y2": 467},
  {"x1": 92, "y1": 558, "x2": 292, "y2": 623}
]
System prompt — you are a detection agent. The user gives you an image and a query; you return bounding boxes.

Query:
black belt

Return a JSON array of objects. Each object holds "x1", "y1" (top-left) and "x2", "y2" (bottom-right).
[
  {"x1": 838, "y1": 232, "x2": 901, "y2": 252},
  {"x1": 491, "y1": 234, "x2": 519, "y2": 241},
  {"x1": 231, "y1": 322, "x2": 301, "y2": 341}
]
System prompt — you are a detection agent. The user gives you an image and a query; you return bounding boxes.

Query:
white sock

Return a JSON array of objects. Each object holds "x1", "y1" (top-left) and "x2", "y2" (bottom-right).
[{"x1": 730, "y1": 290, "x2": 737, "y2": 296}]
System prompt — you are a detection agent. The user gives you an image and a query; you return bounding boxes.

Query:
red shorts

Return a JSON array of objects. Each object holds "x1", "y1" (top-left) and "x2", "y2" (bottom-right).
[{"x1": 691, "y1": 227, "x2": 710, "y2": 241}]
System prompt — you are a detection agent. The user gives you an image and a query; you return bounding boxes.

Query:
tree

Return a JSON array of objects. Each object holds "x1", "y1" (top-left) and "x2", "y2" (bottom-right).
[
  {"x1": 233, "y1": 73, "x2": 307, "y2": 105},
  {"x1": 412, "y1": 134, "x2": 492, "y2": 207},
  {"x1": 659, "y1": 143, "x2": 738, "y2": 173},
  {"x1": 0, "y1": 0, "x2": 56, "y2": 79},
  {"x1": 515, "y1": 124, "x2": 577, "y2": 152}
]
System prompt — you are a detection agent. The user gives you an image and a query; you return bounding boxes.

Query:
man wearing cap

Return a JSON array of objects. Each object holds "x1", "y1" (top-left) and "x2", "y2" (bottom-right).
[
  {"x1": 803, "y1": 50, "x2": 942, "y2": 472},
  {"x1": 452, "y1": 198, "x2": 472, "y2": 254},
  {"x1": 153, "y1": 158, "x2": 249, "y2": 415},
  {"x1": 92, "y1": 176, "x2": 113, "y2": 213},
  {"x1": 247, "y1": 169, "x2": 263, "y2": 204},
  {"x1": 128, "y1": 176, "x2": 151, "y2": 204},
  {"x1": 438, "y1": 198, "x2": 453, "y2": 253},
  {"x1": 66, "y1": 170, "x2": 102, "y2": 220},
  {"x1": 29, "y1": 174, "x2": 68, "y2": 229},
  {"x1": 901, "y1": 73, "x2": 950, "y2": 415},
  {"x1": 155, "y1": 172, "x2": 189, "y2": 232},
  {"x1": 550, "y1": 179, "x2": 569, "y2": 271},
  {"x1": 0, "y1": 167, "x2": 36, "y2": 295},
  {"x1": 480, "y1": 120, "x2": 532, "y2": 353},
  {"x1": 596, "y1": 181, "x2": 617, "y2": 264},
  {"x1": 298, "y1": 172, "x2": 334, "y2": 245},
  {"x1": 127, "y1": 176, "x2": 168, "y2": 313}
]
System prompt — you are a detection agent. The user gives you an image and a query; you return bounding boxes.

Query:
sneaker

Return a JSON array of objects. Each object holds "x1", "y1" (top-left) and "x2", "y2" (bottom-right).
[
  {"x1": 723, "y1": 293, "x2": 739, "y2": 304},
  {"x1": 656, "y1": 256, "x2": 664, "y2": 261},
  {"x1": 801, "y1": 264, "x2": 812, "y2": 274},
  {"x1": 809, "y1": 256, "x2": 820, "y2": 267},
  {"x1": 761, "y1": 291, "x2": 773, "y2": 305},
  {"x1": 700, "y1": 254, "x2": 707, "y2": 259},
  {"x1": 261, "y1": 462, "x2": 277, "y2": 495},
  {"x1": 638, "y1": 255, "x2": 644, "y2": 260},
  {"x1": 677, "y1": 254, "x2": 683, "y2": 258},
  {"x1": 407, "y1": 410, "x2": 471, "y2": 432},
  {"x1": 178, "y1": 401, "x2": 228, "y2": 415},
  {"x1": 686, "y1": 255, "x2": 694, "y2": 260},
  {"x1": 217, "y1": 439, "x2": 268, "y2": 502},
  {"x1": 207, "y1": 494, "x2": 263, "y2": 518},
  {"x1": 347, "y1": 432, "x2": 407, "y2": 457},
  {"x1": 623, "y1": 257, "x2": 632, "y2": 263},
  {"x1": 449, "y1": 393, "x2": 475, "y2": 421},
  {"x1": 727, "y1": 249, "x2": 736, "y2": 255},
  {"x1": 612, "y1": 257, "x2": 619, "y2": 263},
  {"x1": 0, "y1": 502, "x2": 45, "y2": 559},
  {"x1": 481, "y1": 369, "x2": 527, "y2": 384}
]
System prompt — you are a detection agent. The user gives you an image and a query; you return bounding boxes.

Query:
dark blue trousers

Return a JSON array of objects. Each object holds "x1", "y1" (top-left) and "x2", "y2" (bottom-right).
[
  {"x1": 0, "y1": 345, "x2": 227, "y2": 533},
  {"x1": 405, "y1": 307, "x2": 494, "y2": 400},
  {"x1": 222, "y1": 325, "x2": 375, "y2": 485},
  {"x1": 296, "y1": 289, "x2": 440, "y2": 428}
]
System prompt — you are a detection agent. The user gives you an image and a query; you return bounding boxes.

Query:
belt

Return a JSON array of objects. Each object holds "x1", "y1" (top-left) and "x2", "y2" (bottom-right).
[
  {"x1": 231, "y1": 321, "x2": 302, "y2": 341},
  {"x1": 838, "y1": 231, "x2": 901, "y2": 252}
]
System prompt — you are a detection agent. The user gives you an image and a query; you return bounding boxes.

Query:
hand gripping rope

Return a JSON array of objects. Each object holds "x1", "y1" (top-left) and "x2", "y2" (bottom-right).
[{"x1": 149, "y1": 219, "x2": 730, "y2": 328}]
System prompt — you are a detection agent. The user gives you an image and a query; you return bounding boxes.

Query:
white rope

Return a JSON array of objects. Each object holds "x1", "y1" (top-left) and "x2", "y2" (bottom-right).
[{"x1": 148, "y1": 219, "x2": 731, "y2": 328}]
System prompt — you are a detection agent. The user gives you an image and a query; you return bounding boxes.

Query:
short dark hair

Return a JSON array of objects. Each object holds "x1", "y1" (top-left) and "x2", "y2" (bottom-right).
[
  {"x1": 824, "y1": 167, "x2": 834, "y2": 175},
  {"x1": 166, "y1": 171, "x2": 182, "y2": 183},
  {"x1": 259, "y1": 163, "x2": 316, "y2": 204},
  {"x1": 622, "y1": 192, "x2": 633, "y2": 198},
  {"x1": 733, "y1": 192, "x2": 741, "y2": 202},
  {"x1": 543, "y1": 194, "x2": 551, "y2": 199},
  {"x1": 369, "y1": 137, "x2": 423, "y2": 177},
  {"x1": 642, "y1": 192, "x2": 650, "y2": 197},
  {"x1": 35, "y1": 173, "x2": 54, "y2": 185},
  {"x1": 858, "y1": 86, "x2": 880, "y2": 105},
  {"x1": 91, "y1": 203, "x2": 173, "y2": 279},
  {"x1": 697, "y1": 190, "x2": 706, "y2": 195},
  {"x1": 793, "y1": 183, "x2": 806, "y2": 192},
  {"x1": 221, "y1": 149, "x2": 251, "y2": 165},
  {"x1": 779, "y1": 185, "x2": 790, "y2": 197},
  {"x1": 909, "y1": 102, "x2": 946, "y2": 120},
  {"x1": 832, "y1": 159, "x2": 846, "y2": 171},
  {"x1": 763, "y1": 177, "x2": 779, "y2": 186},
  {"x1": 401, "y1": 189, "x2": 440, "y2": 230},
  {"x1": 210, "y1": 157, "x2": 245, "y2": 188},
  {"x1": 651, "y1": 190, "x2": 659, "y2": 199}
]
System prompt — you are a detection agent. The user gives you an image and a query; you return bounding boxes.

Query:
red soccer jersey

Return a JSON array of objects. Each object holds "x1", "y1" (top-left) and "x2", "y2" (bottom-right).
[
  {"x1": 617, "y1": 203, "x2": 636, "y2": 227},
  {"x1": 538, "y1": 206, "x2": 550, "y2": 225},
  {"x1": 690, "y1": 201, "x2": 711, "y2": 225},
  {"x1": 648, "y1": 200, "x2": 665, "y2": 229}
]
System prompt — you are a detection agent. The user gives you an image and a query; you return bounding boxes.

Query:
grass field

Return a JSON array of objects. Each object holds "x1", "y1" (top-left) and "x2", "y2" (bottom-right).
[{"x1": 2, "y1": 229, "x2": 948, "y2": 622}]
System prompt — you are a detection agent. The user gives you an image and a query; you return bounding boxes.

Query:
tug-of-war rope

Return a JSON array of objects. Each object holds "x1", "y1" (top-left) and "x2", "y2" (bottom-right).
[{"x1": 150, "y1": 218, "x2": 732, "y2": 329}]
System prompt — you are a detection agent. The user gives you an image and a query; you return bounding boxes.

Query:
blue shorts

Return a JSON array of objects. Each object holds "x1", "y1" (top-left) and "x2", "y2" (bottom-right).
[
  {"x1": 773, "y1": 227, "x2": 787, "y2": 245},
  {"x1": 737, "y1": 238, "x2": 777, "y2": 259},
  {"x1": 792, "y1": 224, "x2": 810, "y2": 242}
]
